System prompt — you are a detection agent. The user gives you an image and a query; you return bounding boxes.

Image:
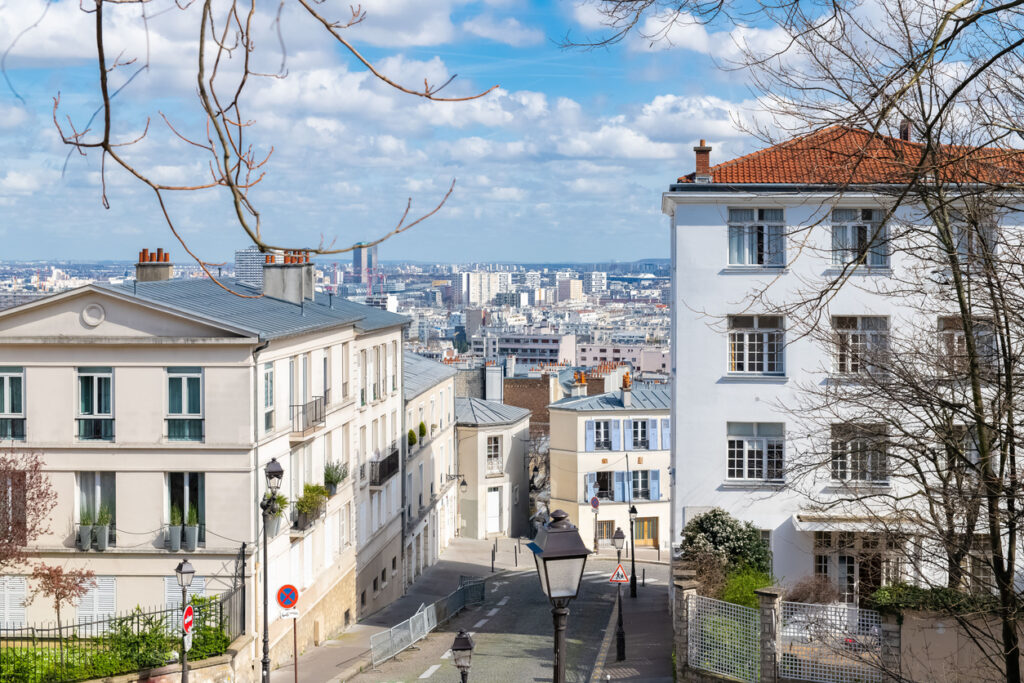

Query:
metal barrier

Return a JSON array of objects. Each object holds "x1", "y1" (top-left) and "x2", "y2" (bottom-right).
[
  {"x1": 687, "y1": 594, "x2": 761, "y2": 683},
  {"x1": 779, "y1": 601, "x2": 882, "y2": 683},
  {"x1": 370, "y1": 578, "x2": 487, "y2": 668}
]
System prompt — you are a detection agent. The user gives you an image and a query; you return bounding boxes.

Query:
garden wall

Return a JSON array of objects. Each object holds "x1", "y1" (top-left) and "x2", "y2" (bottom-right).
[
  {"x1": 82, "y1": 634, "x2": 256, "y2": 683},
  {"x1": 900, "y1": 611, "x2": 1024, "y2": 682}
]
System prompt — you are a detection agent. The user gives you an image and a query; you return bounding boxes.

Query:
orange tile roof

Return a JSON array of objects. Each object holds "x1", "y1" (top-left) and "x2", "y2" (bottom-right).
[{"x1": 678, "y1": 126, "x2": 1024, "y2": 185}]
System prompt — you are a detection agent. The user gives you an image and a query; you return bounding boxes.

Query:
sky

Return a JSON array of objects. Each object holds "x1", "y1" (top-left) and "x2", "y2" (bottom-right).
[{"x1": 0, "y1": 0, "x2": 780, "y2": 263}]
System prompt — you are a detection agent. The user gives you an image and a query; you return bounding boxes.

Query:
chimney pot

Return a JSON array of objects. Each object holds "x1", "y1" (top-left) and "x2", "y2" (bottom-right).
[
  {"x1": 141, "y1": 248, "x2": 149, "y2": 262},
  {"x1": 899, "y1": 119, "x2": 912, "y2": 141}
]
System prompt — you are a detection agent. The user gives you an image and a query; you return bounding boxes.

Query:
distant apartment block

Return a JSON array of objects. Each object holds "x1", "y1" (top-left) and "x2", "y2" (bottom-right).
[
  {"x1": 578, "y1": 343, "x2": 670, "y2": 375},
  {"x1": 557, "y1": 278, "x2": 583, "y2": 302},
  {"x1": 233, "y1": 244, "x2": 264, "y2": 286},
  {"x1": 353, "y1": 243, "x2": 378, "y2": 286},
  {"x1": 582, "y1": 271, "x2": 607, "y2": 294},
  {"x1": 460, "y1": 271, "x2": 512, "y2": 306},
  {"x1": 470, "y1": 331, "x2": 576, "y2": 366}
]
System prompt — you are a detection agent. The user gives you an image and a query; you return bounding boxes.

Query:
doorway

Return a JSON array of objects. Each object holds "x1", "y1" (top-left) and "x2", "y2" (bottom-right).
[
  {"x1": 634, "y1": 517, "x2": 658, "y2": 546},
  {"x1": 486, "y1": 487, "x2": 502, "y2": 534}
]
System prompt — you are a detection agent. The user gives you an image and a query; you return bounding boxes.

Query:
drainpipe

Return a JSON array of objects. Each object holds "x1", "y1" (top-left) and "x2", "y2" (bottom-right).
[{"x1": 251, "y1": 339, "x2": 270, "y2": 640}]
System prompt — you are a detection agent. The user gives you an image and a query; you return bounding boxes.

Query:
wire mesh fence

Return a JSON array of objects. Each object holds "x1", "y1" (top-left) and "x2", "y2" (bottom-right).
[
  {"x1": 0, "y1": 589, "x2": 242, "y2": 683},
  {"x1": 779, "y1": 601, "x2": 883, "y2": 683},
  {"x1": 687, "y1": 594, "x2": 761, "y2": 683}
]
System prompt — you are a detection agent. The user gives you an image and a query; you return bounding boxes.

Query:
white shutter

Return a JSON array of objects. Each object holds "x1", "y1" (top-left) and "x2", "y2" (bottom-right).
[
  {"x1": 1, "y1": 576, "x2": 26, "y2": 628},
  {"x1": 164, "y1": 576, "x2": 205, "y2": 610},
  {"x1": 0, "y1": 577, "x2": 6, "y2": 626},
  {"x1": 79, "y1": 576, "x2": 115, "y2": 629}
]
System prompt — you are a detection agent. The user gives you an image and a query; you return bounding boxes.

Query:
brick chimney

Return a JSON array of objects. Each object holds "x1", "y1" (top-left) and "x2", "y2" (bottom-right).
[
  {"x1": 620, "y1": 370, "x2": 632, "y2": 408},
  {"x1": 694, "y1": 139, "x2": 713, "y2": 183},
  {"x1": 135, "y1": 247, "x2": 173, "y2": 282},
  {"x1": 898, "y1": 119, "x2": 912, "y2": 142},
  {"x1": 263, "y1": 250, "x2": 315, "y2": 304}
]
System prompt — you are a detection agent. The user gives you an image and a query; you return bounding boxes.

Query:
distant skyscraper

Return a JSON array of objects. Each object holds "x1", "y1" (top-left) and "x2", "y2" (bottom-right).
[
  {"x1": 352, "y1": 243, "x2": 378, "y2": 286},
  {"x1": 234, "y1": 245, "x2": 264, "y2": 286},
  {"x1": 583, "y1": 271, "x2": 607, "y2": 294}
]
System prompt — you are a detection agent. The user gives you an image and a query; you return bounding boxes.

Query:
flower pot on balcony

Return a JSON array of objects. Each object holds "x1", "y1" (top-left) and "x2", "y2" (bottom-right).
[
  {"x1": 78, "y1": 525, "x2": 93, "y2": 551},
  {"x1": 267, "y1": 514, "x2": 281, "y2": 537},
  {"x1": 183, "y1": 525, "x2": 198, "y2": 551},
  {"x1": 326, "y1": 482, "x2": 337, "y2": 496},
  {"x1": 168, "y1": 525, "x2": 182, "y2": 551},
  {"x1": 94, "y1": 525, "x2": 109, "y2": 551}
]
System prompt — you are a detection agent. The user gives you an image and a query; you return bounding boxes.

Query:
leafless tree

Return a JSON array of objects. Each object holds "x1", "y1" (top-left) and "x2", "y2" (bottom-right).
[{"x1": 0, "y1": 448, "x2": 56, "y2": 574}]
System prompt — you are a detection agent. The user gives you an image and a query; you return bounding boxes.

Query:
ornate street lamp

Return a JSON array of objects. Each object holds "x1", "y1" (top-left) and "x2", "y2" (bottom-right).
[
  {"x1": 628, "y1": 505, "x2": 638, "y2": 598},
  {"x1": 451, "y1": 629, "x2": 475, "y2": 682},
  {"x1": 260, "y1": 458, "x2": 284, "y2": 683},
  {"x1": 612, "y1": 527, "x2": 626, "y2": 661},
  {"x1": 174, "y1": 558, "x2": 195, "y2": 683},
  {"x1": 528, "y1": 509, "x2": 592, "y2": 683}
]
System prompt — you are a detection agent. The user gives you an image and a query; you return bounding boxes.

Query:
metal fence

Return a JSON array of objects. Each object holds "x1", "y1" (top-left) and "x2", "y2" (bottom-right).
[
  {"x1": 0, "y1": 589, "x2": 242, "y2": 683},
  {"x1": 779, "y1": 601, "x2": 882, "y2": 683},
  {"x1": 370, "y1": 578, "x2": 486, "y2": 668},
  {"x1": 687, "y1": 594, "x2": 761, "y2": 683}
]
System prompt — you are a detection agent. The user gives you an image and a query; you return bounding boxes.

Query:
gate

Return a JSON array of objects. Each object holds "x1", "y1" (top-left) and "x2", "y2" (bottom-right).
[
  {"x1": 779, "y1": 601, "x2": 883, "y2": 683},
  {"x1": 688, "y1": 594, "x2": 761, "y2": 683}
]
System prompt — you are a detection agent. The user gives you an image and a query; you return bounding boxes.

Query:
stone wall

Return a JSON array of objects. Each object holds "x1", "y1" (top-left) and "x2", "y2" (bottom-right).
[
  {"x1": 269, "y1": 565, "x2": 357, "y2": 667},
  {"x1": 503, "y1": 376, "x2": 552, "y2": 437},
  {"x1": 85, "y1": 635, "x2": 257, "y2": 683}
]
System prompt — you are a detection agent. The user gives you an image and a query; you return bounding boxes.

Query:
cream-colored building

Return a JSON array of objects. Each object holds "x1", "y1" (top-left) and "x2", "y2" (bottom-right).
[
  {"x1": 548, "y1": 380, "x2": 671, "y2": 552},
  {"x1": 454, "y1": 398, "x2": 530, "y2": 539},
  {"x1": 402, "y1": 352, "x2": 457, "y2": 586},
  {"x1": 0, "y1": 256, "x2": 406, "y2": 668}
]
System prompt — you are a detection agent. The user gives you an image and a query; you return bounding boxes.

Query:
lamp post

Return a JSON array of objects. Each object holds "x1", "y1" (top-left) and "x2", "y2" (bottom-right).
[
  {"x1": 628, "y1": 505, "x2": 638, "y2": 598},
  {"x1": 451, "y1": 629, "x2": 475, "y2": 683},
  {"x1": 612, "y1": 527, "x2": 626, "y2": 661},
  {"x1": 528, "y1": 509, "x2": 592, "y2": 683},
  {"x1": 260, "y1": 458, "x2": 285, "y2": 683},
  {"x1": 592, "y1": 506, "x2": 599, "y2": 553},
  {"x1": 174, "y1": 558, "x2": 195, "y2": 683}
]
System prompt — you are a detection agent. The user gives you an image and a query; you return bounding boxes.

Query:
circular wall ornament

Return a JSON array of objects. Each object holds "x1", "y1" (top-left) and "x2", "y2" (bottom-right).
[{"x1": 81, "y1": 303, "x2": 106, "y2": 327}]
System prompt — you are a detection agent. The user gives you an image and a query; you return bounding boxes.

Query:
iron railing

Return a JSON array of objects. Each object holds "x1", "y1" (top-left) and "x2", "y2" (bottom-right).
[
  {"x1": 77, "y1": 418, "x2": 114, "y2": 441},
  {"x1": 290, "y1": 396, "x2": 326, "y2": 433},
  {"x1": 370, "y1": 446, "x2": 400, "y2": 487},
  {"x1": 0, "y1": 417, "x2": 25, "y2": 440}
]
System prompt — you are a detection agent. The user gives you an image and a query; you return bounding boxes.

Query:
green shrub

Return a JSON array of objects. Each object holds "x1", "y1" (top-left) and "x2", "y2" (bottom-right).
[
  {"x1": 186, "y1": 504, "x2": 200, "y2": 527},
  {"x1": 189, "y1": 596, "x2": 231, "y2": 659},
  {"x1": 869, "y1": 582, "x2": 998, "y2": 615},
  {"x1": 295, "y1": 484, "x2": 329, "y2": 515},
  {"x1": 96, "y1": 503, "x2": 112, "y2": 526},
  {"x1": 722, "y1": 567, "x2": 774, "y2": 609},
  {"x1": 408, "y1": 429, "x2": 418, "y2": 446},
  {"x1": 269, "y1": 493, "x2": 289, "y2": 519},
  {"x1": 419, "y1": 421, "x2": 427, "y2": 438},
  {"x1": 106, "y1": 607, "x2": 175, "y2": 670},
  {"x1": 170, "y1": 505, "x2": 183, "y2": 526},
  {"x1": 324, "y1": 461, "x2": 347, "y2": 487},
  {"x1": 679, "y1": 508, "x2": 771, "y2": 573},
  {"x1": 80, "y1": 506, "x2": 94, "y2": 526}
]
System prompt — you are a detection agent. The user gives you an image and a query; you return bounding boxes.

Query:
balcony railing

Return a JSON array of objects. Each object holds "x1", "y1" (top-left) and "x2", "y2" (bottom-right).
[
  {"x1": 632, "y1": 439, "x2": 649, "y2": 449},
  {"x1": 323, "y1": 387, "x2": 332, "y2": 407},
  {"x1": 595, "y1": 439, "x2": 612, "y2": 450},
  {"x1": 167, "y1": 418, "x2": 204, "y2": 441},
  {"x1": 486, "y1": 457, "x2": 503, "y2": 476},
  {"x1": 0, "y1": 417, "x2": 25, "y2": 440},
  {"x1": 291, "y1": 396, "x2": 326, "y2": 434},
  {"x1": 370, "y1": 446, "x2": 400, "y2": 487},
  {"x1": 77, "y1": 418, "x2": 114, "y2": 441}
]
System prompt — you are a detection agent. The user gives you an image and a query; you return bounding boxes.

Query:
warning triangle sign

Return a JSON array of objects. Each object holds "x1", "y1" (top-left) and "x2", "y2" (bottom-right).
[{"x1": 609, "y1": 564, "x2": 629, "y2": 583}]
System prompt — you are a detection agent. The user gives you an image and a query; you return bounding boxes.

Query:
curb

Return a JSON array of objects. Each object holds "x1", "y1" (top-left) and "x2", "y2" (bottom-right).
[{"x1": 589, "y1": 589, "x2": 621, "y2": 682}]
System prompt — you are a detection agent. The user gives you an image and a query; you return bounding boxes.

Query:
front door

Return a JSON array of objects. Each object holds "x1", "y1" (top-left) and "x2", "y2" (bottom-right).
[
  {"x1": 635, "y1": 517, "x2": 658, "y2": 546},
  {"x1": 486, "y1": 487, "x2": 501, "y2": 534}
]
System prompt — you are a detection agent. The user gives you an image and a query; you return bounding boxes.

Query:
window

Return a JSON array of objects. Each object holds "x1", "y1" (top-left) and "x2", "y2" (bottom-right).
[
  {"x1": 728, "y1": 316, "x2": 784, "y2": 375},
  {"x1": 168, "y1": 473, "x2": 205, "y2": 543},
  {"x1": 833, "y1": 316, "x2": 888, "y2": 374},
  {"x1": 486, "y1": 436, "x2": 502, "y2": 475},
  {"x1": 373, "y1": 577, "x2": 379, "y2": 593},
  {"x1": 596, "y1": 471, "x2": 614, "y2": 500},
  {"x1": 0, "y1": 367, "x2": 25, "y2": 440},
  {"x1": 830, "y1": 425, "x2": 888, "y2": 483},
  {"x1": 728, "y1": 208, "x2": 785, "y2": 266},
  {"x1": 360, "y1": 590, "x2": 366, "y2": 607},
  {"x1": 594, "y1": 420, "x2": 611, "y2": 449},
  {"x1": 0, "y1": 470, "x2": 27, "y2": 546},
  {"x1": 0, "y1": 576, "x2": 26, "y2": 627},
  {"x1": 167, "y1": 368, "x2": 203, "y2": 441},
  {"x1": 727, "y1": 422, "x2": 784, "y2": 480},
  {"x1": 951, "y1": 221, "x2": 996, "y2": 262},
  {"x1": 938, "y1": 317, "x2": 996, "y2": 375},
  {"x1": 632, "y1": 420, "x2": 648, "y2": 449},
  {"x1": 831, "y1": 208, "x2": 888, "y2": 267},
  {"x1": 632, "y1": 470, "x2": 650, "y2": 500},
  {"x1": 79, "y1": 472, "x2": 116, "y2": 545},
  {"x1": 341, "y1": 342, "x2": 350, "y2": 398},
  {"x1": 263, "y1": 363, "x2": 275, "y2": 433},
  {"x1": 381, "y1": 569, "x2": 387, "y2": 587},
  {"x1": 77, "y1": 367, "x2": 113, "y2": 440}
]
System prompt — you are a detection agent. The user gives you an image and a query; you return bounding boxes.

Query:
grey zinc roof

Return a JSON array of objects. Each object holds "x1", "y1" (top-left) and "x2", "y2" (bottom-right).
[
  {"x1": 455, "y1": 397, "x2": 531, "y2": 426},
  {"x1": 97, "y1": 278, "x2": 407, "y2": 341},
  {"x1": 549, "y1": 383, "x2": 671, "y2": 412},
  {"x1": 403, "y1": 352, "x2": 457, "y2": 400}
]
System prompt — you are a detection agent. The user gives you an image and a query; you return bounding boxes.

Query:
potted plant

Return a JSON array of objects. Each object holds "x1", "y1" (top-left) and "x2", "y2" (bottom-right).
[
  {"x1": 183, "y1": 504, "x2": 200, "y2": 551},
  {"x1": 168, "y1": 505, "x2": 183, "y2": 552},
  {"x1": 94, "y1": 503, "x2": 112, "y2": 551},
  {"x1": 295, "y1": 484, "x2": 328, "y2": 530},
  {"x1": 78, "y1": 507, "x2": 93, "y2": 551},
  {"x1": 419, "y1": 421, "x2": 427, "y2": 440},
  {"x1": 266, "y1": 494, "x2": 288, "y2": 537},
  {"x1": 324, "y1": 461, "x2": 347, "y2": 496},
  {"x1": 408, "y1": 429, "x2": 418, "y2": 449}
]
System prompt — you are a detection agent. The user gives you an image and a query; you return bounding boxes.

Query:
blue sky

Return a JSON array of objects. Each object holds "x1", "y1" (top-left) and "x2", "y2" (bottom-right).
[{"x1": 0, "y1": 0, "x2": 778, "y2": 263}]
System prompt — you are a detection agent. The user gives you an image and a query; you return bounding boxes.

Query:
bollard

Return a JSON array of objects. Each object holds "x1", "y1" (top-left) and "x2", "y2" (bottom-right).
[
  {"x1": 642, "y1": 568, "x2": 646, "y2": 587},
  {"x1": 514, "y1": 544, "x2": 518, "y2": 567},
  {"x1": 491, "y1": 546, "x2": 495, "y2": 573},
  {"x1": 658, "y1": 545, "x2": 661, "y2": 563}
]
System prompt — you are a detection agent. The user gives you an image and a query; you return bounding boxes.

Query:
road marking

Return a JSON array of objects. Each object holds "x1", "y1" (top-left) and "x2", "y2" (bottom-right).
[
  {"x1": 498, "y1": 596, "x2": 509, "y2": 606},
  {"x1": 441, "y1": 649, "x2": 451, "y2": 659},
  {"x1": 419, "y1": 664, "x2": 441, "y2": 679},
  {"x1": 474, "y1": 618, "x2": 489, "y2": 628},
  {"x1": 487, "y1": 608, "x2": 500, "y2": 617}
]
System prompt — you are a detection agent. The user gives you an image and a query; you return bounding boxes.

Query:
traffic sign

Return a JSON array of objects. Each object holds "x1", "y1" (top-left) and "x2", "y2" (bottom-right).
[
  {"x1": 277, "y1": 584, "x2": 299, "y2": 609},
  {"x1": 609, "y1": 564, "x2": 629, "y2": 583},
  {"x1": 182, "y1": 605, "x2": 194, "y2": 635},
  {"x1": 590, "y1": 496, "x2": 600, "y2": 509},
  {"x1": 280, "y1": 607, "x2": 299, "y2": 619},
  {"x1": 183, "y1": 632, "x2": 193, "y2": 652}
]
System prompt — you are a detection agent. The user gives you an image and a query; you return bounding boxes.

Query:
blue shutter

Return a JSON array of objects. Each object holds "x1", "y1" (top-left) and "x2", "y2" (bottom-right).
[
  {"x1": 613, "y1": 471, "x2": 626, "y2": 502},
  {"x1": 623, "y1": 419, "x2": 633, "y2": 449},
  {"x1": 661, "y1": 419, "x2": 671, "y2": 452},
  {"x1": 584, "y1": 420, "x2": 596, "y2": 452},
  {"x1": 585, "y1": 472, "x2": 597, "y2": 501},
  {"x1": 611, "y1": 420, "x2": 621, "y2": 451},
  {"x1": 650, "y1": 470, "x2": 660, "y2": 501},
  {"x1": 648, "y1": 419, "x2": 659, "y2": 450}
]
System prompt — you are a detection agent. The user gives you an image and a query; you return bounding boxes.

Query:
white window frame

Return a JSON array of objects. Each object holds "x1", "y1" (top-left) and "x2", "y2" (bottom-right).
[
  {"x1": 167, "y1": 472, "x2": 206, "y2": 543},
  {"x1": 833, "y1": 316, "x2": 889, "y2": 374},
  {"x1": 594, "y1": 420, "x2": 611, "y2": 449},
  {"x1": 263, "y1": 363, "x2": 275, "y2": 433},
  {"x1": 951, "y1": 221, "x2": 997, "y2": 262},
  {"x1": 167, "y1": 368, "x2": 203, "y2": 418},
  {"x1": 486, "y1": 436, "x2": 502, "y2": 475},
  {"x1": 0, "y1": 367, "x2": 25, "y2": 441},
  {"x1": 727, "y1": 208, "x2": 785, "y2": 267},
  {"x1": 632, "y1": 420, "x2": 648, "y2": 449},
  {"x1": 727, "y1": 422, "x2": 785, "y2": 481},
  {"x1": 78, "y1": 368, "x2": 113, "y2": 417},
  {"x1": 938, "y1": 316, "x2": 996, "y2": 374},
  {"x1": 631, "y1": 470, "x2": 650, "y2": 500},
  {"x1": 830, "y1": 426, "x2": 889, "y2": 483},
  {"x1": 728, "y1": 315, "x2": 785, "y2": 375},
  {"x1": 831, "y1": 208, "x2": 888, "y2": 267}
]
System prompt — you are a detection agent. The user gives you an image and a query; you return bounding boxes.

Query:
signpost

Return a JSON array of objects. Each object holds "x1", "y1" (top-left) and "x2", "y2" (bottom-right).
[
  {"x1": 590, "y1": 497, "x2": 600, "y2": 553},
  {"x1": 277, "y1": 585, "x2": 300, "y2": 683},
  {"x1": 182, "y1": 605, "x2": 194, "y2": 636},
  {"x1": 609, "y1": 564, "x2": 629, "y2": 583}
]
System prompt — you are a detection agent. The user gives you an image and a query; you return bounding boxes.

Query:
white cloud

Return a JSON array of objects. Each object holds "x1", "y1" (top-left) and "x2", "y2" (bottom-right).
[
  {"x1": 462, "y1": 15, "x2": 543, "y2": 46},
  {"x1": 557, "y1": 125, "x2": 681, "y2": 159},
  {"x1": 492, "y1": 186, "x2": 526, "y2": 200},
  {"x1": 0, "y1": 170, "x2": 42, "y2": 193}
]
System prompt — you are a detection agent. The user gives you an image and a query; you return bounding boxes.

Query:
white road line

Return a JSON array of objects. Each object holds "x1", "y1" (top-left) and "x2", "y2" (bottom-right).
[
  {"x1": 441, "y1": 649, "x2": 452, "y2": 660},
  {"x1": 468, "y1": 631, "x2": 476, "y2": 637},
  {"x1": 419, "y1": 664, "x2": 441, "y2": 679},
  {"x1": 498, "y1": 596, "x2": 509, "y2": 606},
  {"x1": 487, "y1": 607, "x2": 500, "y2": 617},
  {"x1": 474, "y1": 618, "x2": 489, "y2": 628}
]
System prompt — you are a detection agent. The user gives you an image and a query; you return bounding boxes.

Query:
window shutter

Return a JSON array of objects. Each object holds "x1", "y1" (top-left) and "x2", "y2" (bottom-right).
[
  {"x1": 164, "y1": 576, "x2": 205, "y2": 610},
  {"x1": 613, "y1": 472, "x2": 626, "y2": 502},
  {"x1": 585, "y1": 472, "x2": 597, "y2": 501},
  {"x1": 648, "y1": 419, "x2": 659, "y2": 450},
  {"x1": 661, "y1": 419, "x2": 671, "y2": 452},
  {"x1": 611, "y1": 420, "x2": 621, "y2": 451},
  {"x1": 650, "y1": 470, "x2": 661, "y2": 501},
  {"x1": 0, "y1": 577, "x2": 6, "y2": 626},
  {"x1": 584, "y1": 420, "x2": 595, "y2": 452},
  {"x1": 623, "y1": 420, "x2": 632, "y2": 448},
  {"x1": 2, "y1": 576, "x2": 26, "y2": 627}
]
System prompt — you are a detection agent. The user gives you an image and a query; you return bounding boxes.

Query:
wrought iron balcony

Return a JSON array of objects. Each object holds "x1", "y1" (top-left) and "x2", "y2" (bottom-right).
[
  {"x1": 290, "y1": 396, "x2": 326, "y2": 435},
  {"x1": 370, "y1": 445, "x2": 400, "y2": 488}
]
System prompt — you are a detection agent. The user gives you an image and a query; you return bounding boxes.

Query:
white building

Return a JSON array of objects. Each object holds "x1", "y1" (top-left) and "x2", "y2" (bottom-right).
[
  {"x1": 557, "y1": 278, "x2": 583, "y2": 302},
  {"x1": 234, "y1": 245, "x2": 264, "y2": 287},
  {"x1": 582, "y1": 271, "x2": 607, "y2": 294},
  {"x1": 470, "y1": 331, "x2": 576, "y2": 366},
  {"x1": 460, "y1": 271, "x2": 512, "y2": 306}
]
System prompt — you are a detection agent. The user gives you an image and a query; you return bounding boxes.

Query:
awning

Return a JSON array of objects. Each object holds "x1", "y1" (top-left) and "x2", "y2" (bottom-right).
[{"x1": 792, "y1": 514, "x2": 892, "y2": 533}]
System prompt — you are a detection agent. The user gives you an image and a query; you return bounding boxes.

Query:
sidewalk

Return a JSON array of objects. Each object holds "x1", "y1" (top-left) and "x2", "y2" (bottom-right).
[
  {"x1": 268, "y1": 536, "x2": 523, "y2": 683},
  {"x1": 591, "y1": 573, "x2": 674, "y2": 682},
  {"x1": 591, "y1": 543, "x2": 670, "y2": 566}
]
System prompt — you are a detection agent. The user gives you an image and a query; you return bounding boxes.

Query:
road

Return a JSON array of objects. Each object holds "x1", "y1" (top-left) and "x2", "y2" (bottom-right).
[{"x1": 350, "y1": 559, "x2": 669, "y2": 683}]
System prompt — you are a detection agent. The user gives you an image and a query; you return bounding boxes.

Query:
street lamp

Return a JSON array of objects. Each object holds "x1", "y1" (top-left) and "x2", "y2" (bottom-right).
[
  {"x1": 612, "y1": 528, "x2": 626, "y2": 661},
  {"x1": 260, "y1": 457, "x2": 284, "y2": 683},
  {"x1": 528, "y1": 509, "x2": 592, "y2": 683},
  {"x1": 451, "y1": 629, "x2": 475, "y2": 682},
  {"x1": 174, "y1": 558, "x2": 195, "y2": 683},
  {"x1": 628, "y1": 505, "x2": 638, "y2": 598},
  {"x1": 460, "y1": 477, "x2": 468, "y2": 495}
]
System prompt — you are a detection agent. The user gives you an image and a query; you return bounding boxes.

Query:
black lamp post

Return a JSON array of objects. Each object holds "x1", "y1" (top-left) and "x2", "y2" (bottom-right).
[
  {"x1": 259, "y1": 457, "x2": 284, "y2": 683},
  {"x1": 612, "y1": 527, "x2": 626, "y2": 661},
  {"x1": 174, "y1": 558, "x2": 195, "y2": 683},
  {"x1": 528, "y1": 509, "x2": 592, "y2": 683},
  {"x1": 451, "y1": 629, "x2": 475, "y2": 682},
  {"x1": 628, "y1": 505, "x2": 638, "y2": 598}
]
